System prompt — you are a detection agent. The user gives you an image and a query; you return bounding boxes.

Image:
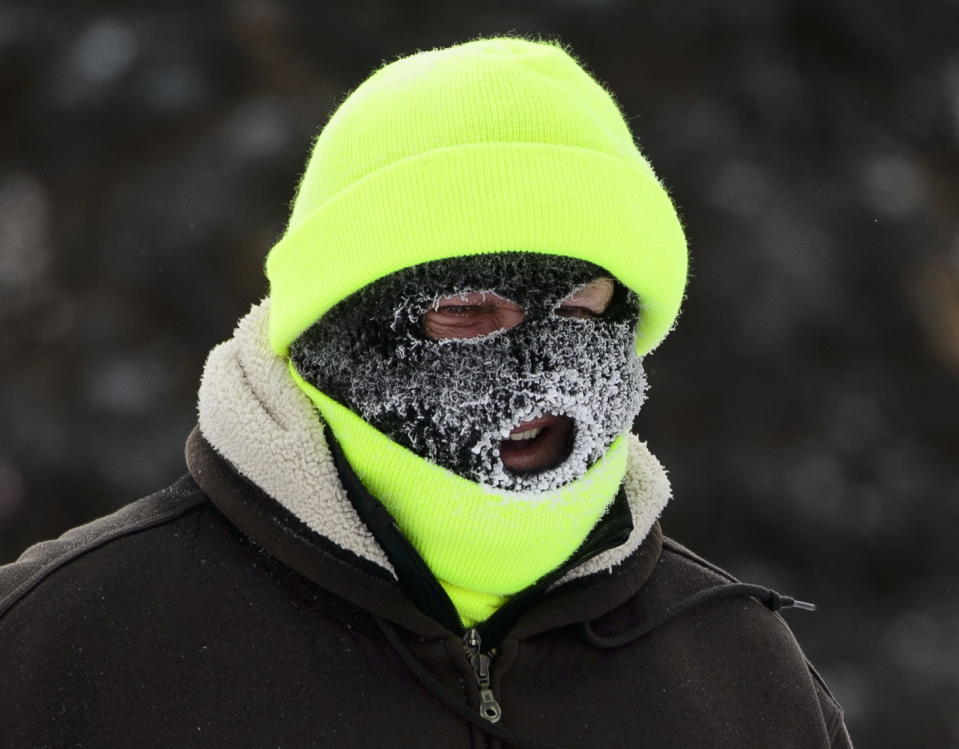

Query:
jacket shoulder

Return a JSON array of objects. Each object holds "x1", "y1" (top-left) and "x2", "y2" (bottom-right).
[
  {"x1": 657, "y1": 535, "x2": 851, "y2": 746},
  {"x1": 659, "y1": 534, "x2": 741, "y2": 582},
  {"x1": 0, "y1": 475, "x2": 207, "y2": 620}
]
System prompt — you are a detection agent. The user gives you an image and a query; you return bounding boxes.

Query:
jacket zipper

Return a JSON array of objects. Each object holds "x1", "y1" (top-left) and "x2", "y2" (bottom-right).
[{"x1": 463, "y1": 628, "x2": 502, "y2": 723}]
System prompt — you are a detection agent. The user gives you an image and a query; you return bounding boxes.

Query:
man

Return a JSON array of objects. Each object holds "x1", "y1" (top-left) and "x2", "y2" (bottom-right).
[{"x1": 0, "y1": 36, "x2": 852, "y2": 747}]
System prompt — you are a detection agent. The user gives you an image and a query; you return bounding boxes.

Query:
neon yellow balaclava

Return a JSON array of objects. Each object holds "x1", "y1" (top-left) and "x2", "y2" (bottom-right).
[{"x1": 265, "y1": 36, "x2": 688, "y2": 626}]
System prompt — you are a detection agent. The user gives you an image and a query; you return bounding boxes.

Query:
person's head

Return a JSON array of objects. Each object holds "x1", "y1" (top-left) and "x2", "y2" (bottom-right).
[{"x1": 265, "y1": 35, "x2": 688, "y2": 493}]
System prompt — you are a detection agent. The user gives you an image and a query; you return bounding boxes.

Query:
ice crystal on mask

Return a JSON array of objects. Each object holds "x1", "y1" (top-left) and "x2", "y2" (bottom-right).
[{"x1": 290, "y1": 253, "x2": 647, "y2": 492}]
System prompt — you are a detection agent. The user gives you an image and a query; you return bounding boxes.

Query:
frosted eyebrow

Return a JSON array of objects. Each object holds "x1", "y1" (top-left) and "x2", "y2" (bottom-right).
[{"x1": 432, "y1": 290, "x2": 514, "y2": 307}]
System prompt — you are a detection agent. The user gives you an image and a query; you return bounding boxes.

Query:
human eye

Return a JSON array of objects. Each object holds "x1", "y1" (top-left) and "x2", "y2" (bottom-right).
[{"x1": 423, "y1": 290, "x2": 524, "y2": 339}]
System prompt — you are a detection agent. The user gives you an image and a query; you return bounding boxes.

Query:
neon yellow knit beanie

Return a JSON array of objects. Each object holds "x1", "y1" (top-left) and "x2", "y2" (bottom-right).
[{"x1": 265, "y1": 35, "x2": 688, "y2": 355}]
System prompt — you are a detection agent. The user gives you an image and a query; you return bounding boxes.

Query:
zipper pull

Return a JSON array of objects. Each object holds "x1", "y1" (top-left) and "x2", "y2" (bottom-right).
[
  {"x1": 473, "y1": 652, "x2": 502, "y2": 723},
  {"x1": 463, "y1": 628, "x2": 503, "y2": 723}
]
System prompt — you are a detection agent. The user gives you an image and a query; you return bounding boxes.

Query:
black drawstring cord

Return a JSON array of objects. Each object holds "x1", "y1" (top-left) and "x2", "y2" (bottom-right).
[
  {"x1": 581, "y1": 583, "x2": 817, "y2": 649},
  {"x1": 374, "y1": 615, "x2": 564, "y2": 749}
]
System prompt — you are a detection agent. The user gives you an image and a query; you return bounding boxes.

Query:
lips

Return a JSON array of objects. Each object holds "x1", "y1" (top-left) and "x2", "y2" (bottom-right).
[{"x1": 499, "y1": 414, "x2": 574, "y2": 474}]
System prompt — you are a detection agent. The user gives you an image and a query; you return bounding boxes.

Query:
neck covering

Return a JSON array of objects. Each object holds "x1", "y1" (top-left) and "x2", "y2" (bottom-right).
[{"x1": 293, "y1": 367, "x2": 630, "y2": 625}]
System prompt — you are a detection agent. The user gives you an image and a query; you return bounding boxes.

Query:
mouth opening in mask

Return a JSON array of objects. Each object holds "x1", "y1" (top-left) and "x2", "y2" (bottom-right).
[{"x1": 498, "y1": 414, "x2": 575, "y2": 475}]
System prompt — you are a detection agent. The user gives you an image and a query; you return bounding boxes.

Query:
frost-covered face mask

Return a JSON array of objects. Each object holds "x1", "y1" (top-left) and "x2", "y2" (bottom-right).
[{"x1": 289, "y1": 253, "x2": 647, "y2": 492}]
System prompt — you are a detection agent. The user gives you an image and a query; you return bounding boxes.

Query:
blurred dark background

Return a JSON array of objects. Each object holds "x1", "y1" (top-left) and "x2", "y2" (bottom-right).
[{"x1": 1, "y1": 1, "x2": 957, "y2": 745}]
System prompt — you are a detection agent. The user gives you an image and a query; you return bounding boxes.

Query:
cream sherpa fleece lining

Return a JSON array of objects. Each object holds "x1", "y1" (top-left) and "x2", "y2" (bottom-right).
[{"x1": 197, "y1": 299, "x2": 672, "y2": 586}]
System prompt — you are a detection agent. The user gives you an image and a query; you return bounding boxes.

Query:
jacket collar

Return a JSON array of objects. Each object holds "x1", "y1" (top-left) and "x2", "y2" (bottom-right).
[{"x1": 191, "y1": 299, "x2": 671, "y2": 636}]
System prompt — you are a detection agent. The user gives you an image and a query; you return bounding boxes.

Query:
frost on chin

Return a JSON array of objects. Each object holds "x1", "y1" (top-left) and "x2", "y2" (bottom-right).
[
  {"x1": 289, "y1": 253, "x2": 647, "y2": 493},
  {"x1": 466, "y1": 355, "x2": 647, "y2": 492}
]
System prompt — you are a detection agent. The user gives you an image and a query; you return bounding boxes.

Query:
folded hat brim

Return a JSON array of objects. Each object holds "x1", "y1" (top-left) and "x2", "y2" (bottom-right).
[{"x1": 267, "y1": 141, "x2": 687, "y2": 355}]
